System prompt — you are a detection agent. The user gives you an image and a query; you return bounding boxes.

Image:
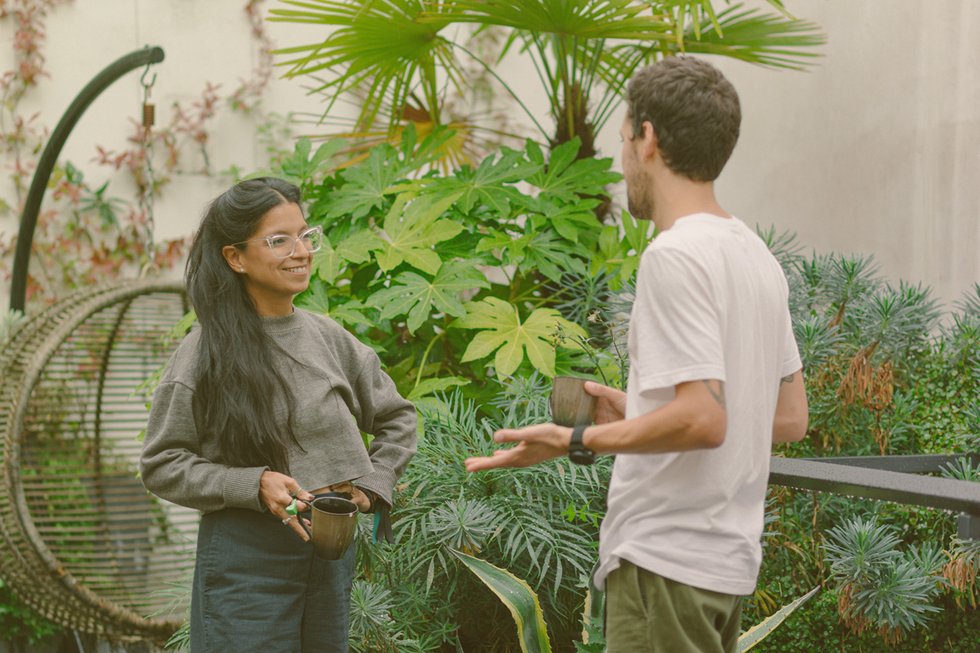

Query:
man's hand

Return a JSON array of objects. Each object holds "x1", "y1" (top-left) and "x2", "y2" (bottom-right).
[
  {"x1": 465, "y1": 423, "x2": 573, "y2": 472},
  {"x1": 584, "y1": 381, "x2": 626, "y2": 423}
]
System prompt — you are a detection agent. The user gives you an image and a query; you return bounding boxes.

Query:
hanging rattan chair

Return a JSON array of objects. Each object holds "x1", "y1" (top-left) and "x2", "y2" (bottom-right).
[{"x1": 0, "y1": 280, "x2": 198, "y2": 643}]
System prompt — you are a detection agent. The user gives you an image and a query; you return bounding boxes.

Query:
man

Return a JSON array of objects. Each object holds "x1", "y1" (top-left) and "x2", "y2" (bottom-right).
[{"x1": 465, "y1": 56, "x2": 808, "y2": 653}]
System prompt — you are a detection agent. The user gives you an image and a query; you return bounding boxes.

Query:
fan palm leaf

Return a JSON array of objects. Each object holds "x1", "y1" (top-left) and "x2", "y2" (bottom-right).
[
  {"x1": 664, "y1": 4, "x2": 826, "y2": 70},
  {"x1": 270, "y1": 0, "x2": 464, "y2": 129}
]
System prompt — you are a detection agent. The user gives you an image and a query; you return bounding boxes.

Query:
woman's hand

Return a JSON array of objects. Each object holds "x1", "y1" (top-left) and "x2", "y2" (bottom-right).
[
  {"x1": 585, "y1": 381, "x2": 626, "y2": 423},
  {"x1": 260, "y1": 471, "x2": 315, "y2": 541},
  {"x1": 350, "y1": 486, "x2": 373, "y2": 513}
]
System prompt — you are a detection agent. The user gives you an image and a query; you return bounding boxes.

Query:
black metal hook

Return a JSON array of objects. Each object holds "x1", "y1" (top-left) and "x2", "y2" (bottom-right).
[{"x1": 140, "y1": 63, "x2": 157, "y2": 90}]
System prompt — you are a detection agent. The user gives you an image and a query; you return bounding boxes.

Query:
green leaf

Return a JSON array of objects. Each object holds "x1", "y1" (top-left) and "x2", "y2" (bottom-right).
[
  {"x1": 297, "y1": 282, "x2": 373, "y2": 329},
  {"x1": 525, "y1": 138, "x2": 621, "y2": 202},
  {"x1": 279, "y1": 137, "x2": 345, "y2": 185},
  {"x1": 477, "y1": 228, "x2": 530, "y2": 263},
  {"x1": 454, "y1": 297, "x2": 586, "y2": 377},
  {"x1": 316, "y1": 144, "x2": 405, "y2": 219},
  {"x1": 313, "y1": 237, "x2": 344, "y2": 284},
  {"x1": 738, "y1": 587, "x2": 820, "y2": 651},
  {"x1": 451, "y1": 550, "x2": 552, "y2": 653},
  {"x1": 430, "y1": 147, "x2": 540, "y2": 216},
  {"x1": 271, "y1": 0, "x2": 462, "y2": 132},
  {"x1": 519, "y1": 229, "x2": 588, "y2": 283},
  {"x1": 336, "y1": 229, "x2": 384, "y2": 264},
  {"x1": 377, "y1": 191, "x2": 464, "y2": 274},
  {"x1": 407, "y1": 376, "x2": 469, "y2": 401},
  {"x1": 368, "y1": 260, "x2": 490, "y2": 333}
]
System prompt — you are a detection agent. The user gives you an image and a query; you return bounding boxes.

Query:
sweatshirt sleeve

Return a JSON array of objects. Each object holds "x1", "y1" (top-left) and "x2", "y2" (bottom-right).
[
  {"x1": 347, "y1": 347, "x2": 418, "y2": 507},
  {"x1": 139, "y1": 380, "x2": 267, "y2": 513}
]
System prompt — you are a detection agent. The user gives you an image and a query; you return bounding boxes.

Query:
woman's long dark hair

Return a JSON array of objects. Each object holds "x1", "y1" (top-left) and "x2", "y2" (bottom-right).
[{"x1": 185, "y1": 177, "x2": 303, "y2": 473}]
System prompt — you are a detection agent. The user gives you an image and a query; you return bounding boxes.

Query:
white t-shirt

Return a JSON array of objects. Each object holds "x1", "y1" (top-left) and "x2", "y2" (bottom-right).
[{"x1": 594, "y1": 213, "x2": 802, "y2": 596}]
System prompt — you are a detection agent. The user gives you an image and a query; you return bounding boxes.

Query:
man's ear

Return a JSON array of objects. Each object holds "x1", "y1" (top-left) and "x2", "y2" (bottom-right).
[
  {"x1": 222, "y1": 245, "x2": 244, "y2": 273},
  {"x1": 640, "y1": 120, "x2": 659, "y2": 161}
]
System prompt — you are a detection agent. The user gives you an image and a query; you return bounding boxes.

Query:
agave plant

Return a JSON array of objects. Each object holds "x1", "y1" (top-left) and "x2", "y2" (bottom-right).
[{"x1": 269, "y1": 0, "x2": 825, "y2": 160}]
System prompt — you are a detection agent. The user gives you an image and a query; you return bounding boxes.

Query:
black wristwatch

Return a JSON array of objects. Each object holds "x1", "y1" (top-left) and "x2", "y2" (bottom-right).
[{"x1": 568, "y1": 424, "x2": 596, "y2": 466}]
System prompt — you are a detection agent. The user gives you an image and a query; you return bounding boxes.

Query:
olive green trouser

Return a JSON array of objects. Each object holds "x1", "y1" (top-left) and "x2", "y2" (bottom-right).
[{"x1": 605, "y1": 560, "x2": 742, "y2": 653}]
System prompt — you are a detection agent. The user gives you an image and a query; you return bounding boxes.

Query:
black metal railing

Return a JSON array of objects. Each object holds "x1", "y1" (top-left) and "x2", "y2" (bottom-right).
[{"x1": 769, "y1": 453, "x2": 980, "y2": 539}]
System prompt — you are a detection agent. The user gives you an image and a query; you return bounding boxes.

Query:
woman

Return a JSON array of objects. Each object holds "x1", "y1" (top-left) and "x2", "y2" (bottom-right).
[{"x1": 140, "y1": 177, "x2": 417, "y2": 653}]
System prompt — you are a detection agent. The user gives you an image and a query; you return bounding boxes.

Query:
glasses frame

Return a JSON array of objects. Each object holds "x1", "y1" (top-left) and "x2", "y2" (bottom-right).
[{"x1": 233, "y1": 225, "x2": 323, "y2": 259}]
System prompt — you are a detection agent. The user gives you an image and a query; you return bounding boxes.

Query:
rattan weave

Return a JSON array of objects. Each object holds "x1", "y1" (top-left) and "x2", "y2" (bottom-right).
[{"x1": 0, "y1": 280, "x2": 198, "y2": 643}]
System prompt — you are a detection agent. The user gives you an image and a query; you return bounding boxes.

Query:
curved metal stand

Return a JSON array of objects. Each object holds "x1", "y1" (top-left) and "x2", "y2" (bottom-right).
[{"x1": 9, "y1": 46, "x2": 165, "y2": 312}]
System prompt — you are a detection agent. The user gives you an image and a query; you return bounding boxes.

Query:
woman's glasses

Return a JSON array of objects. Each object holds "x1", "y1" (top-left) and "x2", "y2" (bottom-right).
[{"x1": 235, "y1": 225, "x2": 323, "y2": 259}]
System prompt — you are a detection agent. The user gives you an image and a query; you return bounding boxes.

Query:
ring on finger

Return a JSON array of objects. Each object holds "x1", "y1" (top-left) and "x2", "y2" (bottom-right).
[{"x1": 281, "y1": 516, "x2": 294, "y2": 525}]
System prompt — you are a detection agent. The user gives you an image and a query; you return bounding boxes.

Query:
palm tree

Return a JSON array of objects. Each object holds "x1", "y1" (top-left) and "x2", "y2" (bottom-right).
[{"x1": 270, "y1": 0, "x2": 824, "y2": 161}]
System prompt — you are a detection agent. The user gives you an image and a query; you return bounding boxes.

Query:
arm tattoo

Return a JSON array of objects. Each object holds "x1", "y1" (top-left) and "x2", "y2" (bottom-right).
[
  {"x1": 780, "y1": 374, "x2": 795, "y2": 385},
  {"x1": 702, "y1": 380, "x2": 726, "y2": 408}
]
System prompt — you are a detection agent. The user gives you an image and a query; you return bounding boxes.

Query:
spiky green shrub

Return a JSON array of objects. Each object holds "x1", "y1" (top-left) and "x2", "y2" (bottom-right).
[{"x1": 358, "y1": 388, "x2": 611, "y2": 651}]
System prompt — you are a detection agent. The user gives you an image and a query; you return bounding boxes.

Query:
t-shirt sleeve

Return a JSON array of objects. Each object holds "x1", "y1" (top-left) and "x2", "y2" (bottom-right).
[
  {"x1": 630, "y1": 247, "x2": 725, "y2": 393},
  {"x1": 779, "y1": 302, "x2": 803, "y2": 377}
]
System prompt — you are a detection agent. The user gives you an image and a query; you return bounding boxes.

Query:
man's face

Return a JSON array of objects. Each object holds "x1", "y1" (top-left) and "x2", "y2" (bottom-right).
[{"x1": 620, "y1": 116, "x2": 654, "y2": 221}]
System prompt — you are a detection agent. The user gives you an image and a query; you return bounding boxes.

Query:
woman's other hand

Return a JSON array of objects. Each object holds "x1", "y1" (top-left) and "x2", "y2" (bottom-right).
[{"x1": 260, "y1": 470, "x2": 314, "y2": 541}]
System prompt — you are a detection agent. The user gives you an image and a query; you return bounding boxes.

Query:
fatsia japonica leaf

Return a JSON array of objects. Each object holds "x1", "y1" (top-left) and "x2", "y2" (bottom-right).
[
  {"x1": 519, "y1": 229, "x2": 588, "y2": 283},
  {"x1": 297, "y1": 282, "x2": 374, "y2": 329},
  {"x1": 407, "y1": 376, "x2": 470, "y2": 401},
  {"x1": 312, "y1": 230, "x2": 385, "y2": 284},
  {"x1": 279, "y1": 137, "x2": 345, "y2": 189},
  {"x1": 376, "y1": 191, "x2": 464, "y2": 274},
  {"x1": 313, "y1": 237, "x2": 344, "y2": 285},
  {"x1": 524, "y1": 138, "x2": 621, "y2": 202},
  {"x1": 336, "y1": 229, "x2": 384, "y2": 264},
  {"x1": 368, "y1": 260, "x2": 490, "y2": 333},
  {"x1": 454, "y1": 297, "x2": 587, "y2": 377},
  {"x1": 428, "y1": 147, "x2": 540, "y2": 217},
  {"x1": 314, "y1": 144, "x2": 406, "y2": 220}
]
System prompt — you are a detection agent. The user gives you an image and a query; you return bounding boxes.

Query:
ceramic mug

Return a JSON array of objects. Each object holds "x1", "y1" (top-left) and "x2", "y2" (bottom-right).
[
  {"x1": 549, "y1": 376, "x2": 597, "y2": 427},
  {"x1": 297, "y1": 495, "x2": 358, "y2": 560}
]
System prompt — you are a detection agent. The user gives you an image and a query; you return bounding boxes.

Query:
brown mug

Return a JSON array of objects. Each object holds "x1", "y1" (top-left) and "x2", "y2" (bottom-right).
[
  {"x1": 298, "y1": 495, "x2": 358, "y2": 560},
  {"x1": 549, "y1": 376, "x2": 597, "y2": 427}
]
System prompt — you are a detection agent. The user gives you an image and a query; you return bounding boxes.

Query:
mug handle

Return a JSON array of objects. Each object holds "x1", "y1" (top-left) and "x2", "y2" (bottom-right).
[{"x1": 296, "y1": 491, "x2": 354, "y2": 540}]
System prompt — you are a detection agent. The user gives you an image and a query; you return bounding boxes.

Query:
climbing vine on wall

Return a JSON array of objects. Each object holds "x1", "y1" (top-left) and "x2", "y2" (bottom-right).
[{"x1": 0, "y1": 0, "x2": 279, "y2": 308}]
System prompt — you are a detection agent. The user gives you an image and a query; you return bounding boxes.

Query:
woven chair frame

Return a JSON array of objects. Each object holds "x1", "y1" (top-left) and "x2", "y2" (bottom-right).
[{"x1": 1, "y1": 280, "x2": 199, "y2": 643}]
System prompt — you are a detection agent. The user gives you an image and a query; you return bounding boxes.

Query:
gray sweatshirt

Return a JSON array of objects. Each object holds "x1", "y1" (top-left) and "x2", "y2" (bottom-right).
[{"x1": 139, "y1": 309, "x2": 417, "y2": 513}]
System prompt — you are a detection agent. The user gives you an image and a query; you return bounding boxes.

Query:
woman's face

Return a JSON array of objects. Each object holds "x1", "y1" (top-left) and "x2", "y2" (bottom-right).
[{"x1": 223, "y1": 202, "x2": 312, "y2": 316}]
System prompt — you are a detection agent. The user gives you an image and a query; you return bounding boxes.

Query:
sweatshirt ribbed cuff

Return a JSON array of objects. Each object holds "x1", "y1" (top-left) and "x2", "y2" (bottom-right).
[
  {"x1": 223, "y1": 466, "x2": 268, "y2": 511},
  {"x1": 354, "y1": 466, "x2": 398, "y2": 507}
]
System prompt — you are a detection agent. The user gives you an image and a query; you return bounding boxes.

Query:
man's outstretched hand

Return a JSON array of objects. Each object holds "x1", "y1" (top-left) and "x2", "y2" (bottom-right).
[{"x1": 465, "y1": 423, "x2": 573, "y2": 472}]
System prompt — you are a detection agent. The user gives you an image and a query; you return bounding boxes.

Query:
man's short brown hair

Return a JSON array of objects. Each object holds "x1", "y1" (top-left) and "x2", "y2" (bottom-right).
[{"x1": 626, "y1": 56, "x2": 741, "y2": 182}]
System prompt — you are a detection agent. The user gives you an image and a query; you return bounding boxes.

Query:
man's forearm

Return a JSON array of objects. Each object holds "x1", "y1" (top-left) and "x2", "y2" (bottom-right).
[{"x1": 583, "y1": 380, "x2": 727, "y2": 455}]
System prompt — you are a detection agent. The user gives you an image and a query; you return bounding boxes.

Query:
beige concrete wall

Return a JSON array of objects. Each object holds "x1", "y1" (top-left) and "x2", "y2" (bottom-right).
[
  {"x1": 697, "y1": 1, "x2": 979, "y2": 309},
  {"x1": 2, "y1": 1, "x2": 978, "y2": 311}
]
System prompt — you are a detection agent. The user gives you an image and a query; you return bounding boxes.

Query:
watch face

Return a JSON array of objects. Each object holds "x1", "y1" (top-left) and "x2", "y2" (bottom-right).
[{"x1": 568, "y1": 448, "x2": 595, "y2": 466}]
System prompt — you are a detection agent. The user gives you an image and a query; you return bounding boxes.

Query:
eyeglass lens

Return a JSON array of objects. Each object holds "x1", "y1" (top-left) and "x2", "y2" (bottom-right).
[{"x1": 269, "y1": 228, "x2": 323, "y2": 258}]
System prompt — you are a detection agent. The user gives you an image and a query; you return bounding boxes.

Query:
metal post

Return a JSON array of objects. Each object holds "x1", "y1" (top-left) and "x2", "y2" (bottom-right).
[
  {"x1": 958, "y1": 513, "x2": 980, "y2": 540},
  {"x1": 9, "y1": 46, "x2": 165, "y2": 312}
]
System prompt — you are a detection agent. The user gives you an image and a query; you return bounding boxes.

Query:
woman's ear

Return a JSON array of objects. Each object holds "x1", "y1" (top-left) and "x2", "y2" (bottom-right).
[{"x1": 222, "y1": 245, "x2": 245, "y2": 274}]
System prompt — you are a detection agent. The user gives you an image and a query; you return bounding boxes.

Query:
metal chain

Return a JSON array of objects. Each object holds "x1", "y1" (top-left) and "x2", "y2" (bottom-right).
[{"x1": 139, "y1": 63, "x2": 157, "y2": 274}]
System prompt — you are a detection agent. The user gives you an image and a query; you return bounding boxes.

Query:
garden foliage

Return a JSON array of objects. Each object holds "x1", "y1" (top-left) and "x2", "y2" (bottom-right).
[
  {"x1": 269, "y1": 137, "x2": 978, "y2": 651},
  {"x1": 288, "y1": 127, "x2": 647, "y2": 411}
]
